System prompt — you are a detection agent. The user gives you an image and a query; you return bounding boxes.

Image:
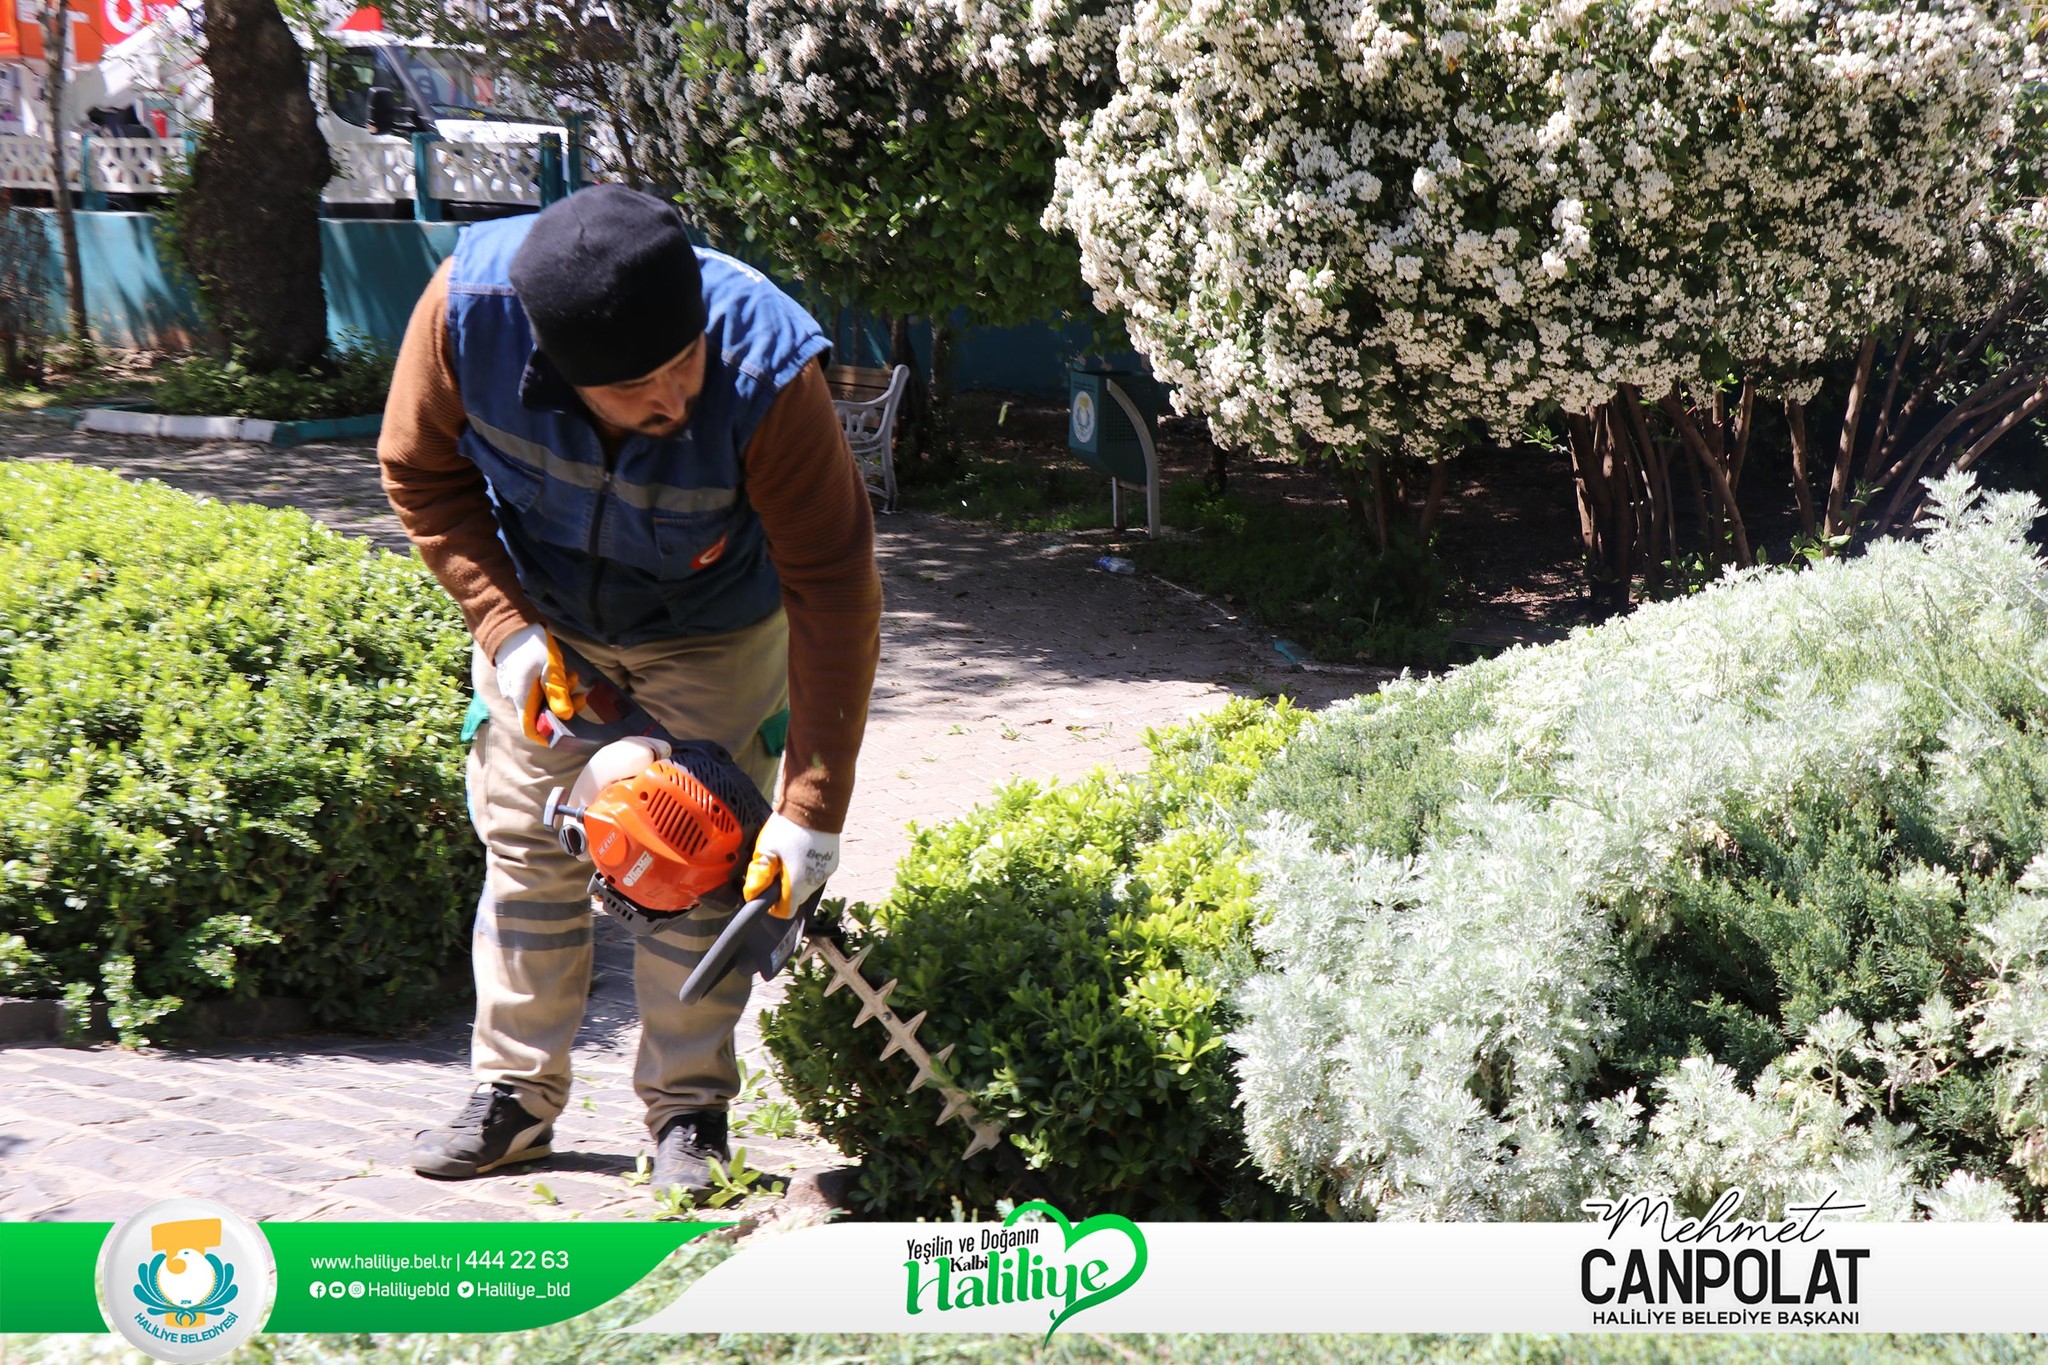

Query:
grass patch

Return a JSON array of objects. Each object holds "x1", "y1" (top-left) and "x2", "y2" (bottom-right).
[
  {"x1": 0, "y1": 344, "x2": 159, "y2": 415},
  {"x1": 898, "y1": 444, "x2": 1114, "y2": 532},
  {"x1": 1132, "y1": 481, "x2": 1456, "y2": 666}
]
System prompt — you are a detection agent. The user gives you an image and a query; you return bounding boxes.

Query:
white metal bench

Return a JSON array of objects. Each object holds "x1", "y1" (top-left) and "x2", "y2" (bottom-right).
[{"x1": 827, "y1": 362, "x2": 909, "y2": 512}]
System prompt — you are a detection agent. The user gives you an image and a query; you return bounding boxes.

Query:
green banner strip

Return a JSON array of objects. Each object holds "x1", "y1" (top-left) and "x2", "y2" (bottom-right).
[
  {"x1": 0, "y1": 1223, "x2": 113, "y2": 1332},
  {"x1": 2, "y1": 1221, "x2": 725, "y2": 1335},
  {"x1": 264, "y1": 1222, "x2": 721, "y2": 1332}
]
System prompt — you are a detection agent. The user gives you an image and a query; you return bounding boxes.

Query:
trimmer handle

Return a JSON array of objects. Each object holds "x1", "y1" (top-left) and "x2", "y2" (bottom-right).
[{"x1": 677, "y1": 892, "x2": 784, "y2": 1006}]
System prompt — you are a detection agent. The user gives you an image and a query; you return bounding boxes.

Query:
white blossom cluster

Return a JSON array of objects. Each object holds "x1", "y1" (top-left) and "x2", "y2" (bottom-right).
[
  {"x1": 629, "y1": 0, "x2": 1102, "y2": 326},
  {"x1": 1233, "y1": 473, "x2": 2048, "y2": 1219},
  {"x1": 948, "y1": 0, "x2": 1133, "y2": 133},
  {"x1": 1050, "y1": 0, "x2": 2043, "y2": 463},
  {"x1": 632, "y1": 0, "x2": 964, "y2": 210}
]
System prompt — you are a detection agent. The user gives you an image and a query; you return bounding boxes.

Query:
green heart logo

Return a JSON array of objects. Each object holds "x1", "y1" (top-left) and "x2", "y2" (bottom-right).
[{"x1": 1005, "y1": 1200, "x2": 1148, "y2": 1341}]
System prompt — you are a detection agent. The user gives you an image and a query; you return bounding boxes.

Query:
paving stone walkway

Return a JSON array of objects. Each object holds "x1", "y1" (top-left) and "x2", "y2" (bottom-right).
[{"x1": 0, "y1": 413, "x2": 1373, "y2": 1224}]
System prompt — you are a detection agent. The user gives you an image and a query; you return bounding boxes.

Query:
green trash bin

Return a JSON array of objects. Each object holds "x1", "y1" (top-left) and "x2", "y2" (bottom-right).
[{"x1": 1068, "y1": 367, "x2": 1163, "y2": 534}]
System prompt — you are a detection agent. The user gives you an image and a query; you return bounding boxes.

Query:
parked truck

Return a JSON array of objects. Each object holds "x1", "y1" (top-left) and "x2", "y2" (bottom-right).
[{"x1": 1, "y1": 1, "x2": 568, "y2": 212}]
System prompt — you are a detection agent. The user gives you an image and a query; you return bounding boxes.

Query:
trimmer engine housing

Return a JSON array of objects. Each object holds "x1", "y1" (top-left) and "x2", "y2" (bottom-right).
[{"x1": 545, "y1": 740, "x2": 771, "y2": 920}]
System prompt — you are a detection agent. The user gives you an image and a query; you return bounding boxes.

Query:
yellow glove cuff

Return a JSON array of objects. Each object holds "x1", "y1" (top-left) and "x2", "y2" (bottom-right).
[{"x1": 743, "y1": 850, "x2": 791, "y2": 918}]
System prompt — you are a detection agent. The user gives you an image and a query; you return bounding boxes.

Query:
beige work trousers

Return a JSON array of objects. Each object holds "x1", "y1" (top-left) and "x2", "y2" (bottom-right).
[{"x1": 465, "y1": 610, "x2": 789, "y2": 1134}]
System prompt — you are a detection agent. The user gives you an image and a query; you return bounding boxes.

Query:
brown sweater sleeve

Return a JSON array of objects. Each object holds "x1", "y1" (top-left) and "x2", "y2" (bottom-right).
[
  {"x1": 378, "y1": 258, "x2": 541, "y2": 659},
  {"x1": 746, "y1": 361, "x2": 882, "y2": 834}
]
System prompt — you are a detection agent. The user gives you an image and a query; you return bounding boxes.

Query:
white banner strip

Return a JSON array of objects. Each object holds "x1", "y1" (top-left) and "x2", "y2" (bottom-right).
[{"x1": 627, "y1": 1214, "x2": 2048, "y2": 1335}]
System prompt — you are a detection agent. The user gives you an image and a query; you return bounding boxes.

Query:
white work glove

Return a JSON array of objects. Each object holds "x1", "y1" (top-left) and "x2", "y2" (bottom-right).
[
  {"x1": 744, "y1": 812, "x2": 840, "y2": 919},
  {"x1": 493, "y1": 623, "x2": 550, "y2": 710}
]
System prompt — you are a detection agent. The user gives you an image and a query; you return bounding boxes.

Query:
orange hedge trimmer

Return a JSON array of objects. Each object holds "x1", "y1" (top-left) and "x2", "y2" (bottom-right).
[{"x1": 528, "y1": 639, "x2": 1004, "y2": 1158}]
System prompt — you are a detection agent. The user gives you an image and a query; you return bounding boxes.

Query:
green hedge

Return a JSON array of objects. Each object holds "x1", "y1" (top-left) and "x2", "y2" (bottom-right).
[
  {"x1": 763, "y1": 699, "x2": 1307, "y2": 1220},
  {"x1": 150, "y1": 343, "x2": 395, "y2": 421},
  {"x1": 771, "y1": 474, "x2": 2048, "y2": 1225},
  {"x1": 0, "y1": 464, "x2": 479, "y2": 1042}
]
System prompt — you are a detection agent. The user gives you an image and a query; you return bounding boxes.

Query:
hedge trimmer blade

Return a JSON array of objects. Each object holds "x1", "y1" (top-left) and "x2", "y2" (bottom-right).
[{"x1": 807, "y1": 928, "x2": 1004, "y2": 1158}]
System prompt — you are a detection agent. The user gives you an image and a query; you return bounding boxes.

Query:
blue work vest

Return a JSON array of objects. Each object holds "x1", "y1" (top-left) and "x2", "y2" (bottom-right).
[{"x1": 445, "y1": 215, "x2": 829, "y2": 645}]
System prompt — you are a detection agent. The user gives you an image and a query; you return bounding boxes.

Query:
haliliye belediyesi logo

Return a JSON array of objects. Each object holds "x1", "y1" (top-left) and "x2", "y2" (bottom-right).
[
  {"x1": 902, "y1": 1200, "x2": 1149, "y2": 1340},
  {"x1": 97, "y1": 1198, "x2": 277, "y2": 1363},
  {"x1": 1070, "y1": 390, "x2": 1098, "y2": 445}
]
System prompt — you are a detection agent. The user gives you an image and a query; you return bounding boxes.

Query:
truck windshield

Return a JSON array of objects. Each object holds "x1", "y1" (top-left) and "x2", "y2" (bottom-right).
[{"x1": 393, "y1": 49, "x2": 503, "y2": 118}]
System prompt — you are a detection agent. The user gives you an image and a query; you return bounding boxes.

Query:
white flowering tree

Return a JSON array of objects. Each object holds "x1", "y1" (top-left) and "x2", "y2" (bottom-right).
[
  {"x1": 1054, "y1": 0, "x2": 2044, "y2": 606},
  {"x1": 622, "y1": 0, "x2": 1088, "y2": 463},
  {"x1": 949, "y1": 0, "x2": 1130, "y2": 136}
]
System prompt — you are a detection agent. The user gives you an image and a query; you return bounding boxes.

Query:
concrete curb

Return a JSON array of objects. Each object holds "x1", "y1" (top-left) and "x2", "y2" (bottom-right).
[{"x1": 76, "y1": 409, "x2": 382, "y2": 447}]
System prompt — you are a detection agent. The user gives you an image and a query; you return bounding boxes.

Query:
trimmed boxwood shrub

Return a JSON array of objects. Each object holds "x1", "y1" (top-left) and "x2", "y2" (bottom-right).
[
  {"x1": 0, "y1": 464, "x2": 479, "y2": 1042},
  {"x1": 762, "y1": 699, "x2": 1309, "y2": 1220}
]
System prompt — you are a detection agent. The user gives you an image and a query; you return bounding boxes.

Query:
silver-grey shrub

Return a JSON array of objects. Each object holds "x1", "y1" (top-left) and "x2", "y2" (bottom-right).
[{"x1": 1233, "y1": 473, "x2": 2048, "y2": 1221}]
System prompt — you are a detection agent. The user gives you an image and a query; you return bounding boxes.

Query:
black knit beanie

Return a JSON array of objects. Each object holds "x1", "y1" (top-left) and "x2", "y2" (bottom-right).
[{"x1": 508, "y1": 185, "x2": 708, "y2": 388}]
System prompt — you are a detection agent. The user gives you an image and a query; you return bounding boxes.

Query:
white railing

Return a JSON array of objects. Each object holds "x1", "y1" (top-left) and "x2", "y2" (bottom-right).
[
  {"x1": 82, "y1": 136, "x2": 185, "y2": 194},
  {"x1": 427, "y1": 140, "x2": 543, "y2": 208},
  {"x1": 0, "y1": 135, "x2": 67, "y2": 191},
  {"x1": 0, "y1": 131, "x2": 571, "y2": 209},
  {"x1": 324, "y1": 140, "x2": 415, "y2": 205}
]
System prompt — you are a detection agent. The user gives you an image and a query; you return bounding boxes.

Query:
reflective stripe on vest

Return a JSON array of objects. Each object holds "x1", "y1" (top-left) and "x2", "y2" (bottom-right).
[{"x1": 445, "y1": 215, "x2": 829, "y2": 645}]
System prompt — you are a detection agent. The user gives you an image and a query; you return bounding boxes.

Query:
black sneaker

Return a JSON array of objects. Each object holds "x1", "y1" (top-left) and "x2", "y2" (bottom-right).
[
  {"x1": 410, "y1": 1082, "x2": 554, "y2": 1179},
  {"x1": 651, "y1": 1110, "x2": 730, "y2": 1198}
]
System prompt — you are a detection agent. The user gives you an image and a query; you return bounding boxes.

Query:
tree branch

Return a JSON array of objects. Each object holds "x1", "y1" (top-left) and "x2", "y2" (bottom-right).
[
  {"x1": 1865, "y1": 376, "x2": 2042, "y2": 538},
  {"x1": 1873, "y1": 290, "x2": 2035, "y2": 481},
  {"x1": 1729, "y1": 379, "x2": 1755, "y2": 491},
  {"x1": 1863, "y1": 312, "x2": 1918, "y2": 484},
  {"x1": 1618, "y1": 384, "x2": 1674, "y2": 582},
  {"x1": 1660, "y1": 389, "x2": 1754, "y2": 566},
  {"x1": 1871, "y1": 381, "x2": 2048, "y2": 539},
  {"x1": 1785, "y1": 397, "x2": 1817, "y2": 539},
  {"x1": 1828, "y1": 334, "x2": 1879, "y2": 539}
]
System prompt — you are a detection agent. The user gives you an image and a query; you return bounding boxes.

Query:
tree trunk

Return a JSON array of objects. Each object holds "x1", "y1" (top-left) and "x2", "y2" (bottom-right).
[
  {"x1": 1323, "y1": 449, "x2": 1453, "y2": 552},
  {"x1": 40, "y1": 4, "x2": 88, "y2": 351},
  {"x1": 1826, "y1": 335, "x2": 1879, "y2": 539},
  {"x1": 1659, "y1": 388, "x2": 1755, "y2": 566},
  {"x1": 1205, "y1": 439, "x2": 1229, "y2": 495},
  {"x1": 1412, "y1": 459, "x2": 1450, "y2": 541},
  {"x1": 1785, "y1": 398, "x2": 1817, "y2": 539},
  {"x1": 180, "y1": 0, "x2": 329, "y2": 371},
  {"x1": 1367, "y1": 455, "x2": 1396, "y2": 554},
  {"x1": 1567, "y1": 391, "x2": 1698, "y2": 609},
  {"x1": 1329, "y1": 457, "x2": 1379, "y2": 550},
  {"x1": 927, "y1": 317, "x2": 958, "y2": 470},
  {"x1": 886, "y1": 312, "x2": 929, "y2": 475},
  {"x1": 1566, "y1": 409, "x2": 1632, "y2": 615},
  {"x1": 1617, "y1": 386, "x2": 1673, "y2": 595}
]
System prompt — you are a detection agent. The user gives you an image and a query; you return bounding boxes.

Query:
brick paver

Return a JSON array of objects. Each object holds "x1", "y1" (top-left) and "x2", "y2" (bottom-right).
[{"x1": 0, "y1": 413, "x2": 1373, "y2": 1223}]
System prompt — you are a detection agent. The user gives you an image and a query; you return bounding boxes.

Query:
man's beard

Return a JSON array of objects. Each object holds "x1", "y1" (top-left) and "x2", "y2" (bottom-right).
[{"x1": 632, "y1": 402, "x2": 694, "y2": 438}]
